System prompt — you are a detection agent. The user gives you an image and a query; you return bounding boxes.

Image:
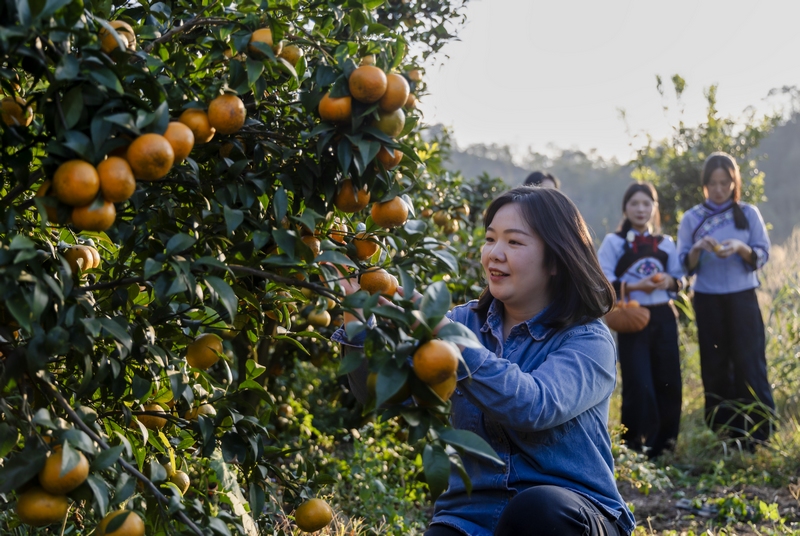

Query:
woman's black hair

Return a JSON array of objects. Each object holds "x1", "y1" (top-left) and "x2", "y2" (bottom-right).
[
  {"x1": 618, "y1": 182, "x2": 661, "y2": 235},
  {"x1": 473, "y1": 186, "x2": 614, "y2": 328},
  {"x1": 524, "y1": 171, "x2": 561, "y2": 189},
  {"x1": 702, "y1": 152, "x2": 749, "y2": 230}
]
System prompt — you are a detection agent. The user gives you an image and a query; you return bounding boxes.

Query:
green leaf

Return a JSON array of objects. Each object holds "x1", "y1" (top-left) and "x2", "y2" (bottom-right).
[
  {"x1": 273, "y1": 186, "x2": 288, "y2": 223},
  {"x1": 205, "y1": 276, "x2": 238, "y2": 322},
  {"x1": 54, "y1": 55, "x2": 79, "y2": 81},
  {"x1": 165, "y1": 233, "x2": 196, "y2": 255},
  {"x1": 375, "y1": 363, "x2": 408, "y2": 407},
  {"x1": 420, "y1": 281, "x2": 450, "y2": 325},
  {"x1": 92, "y1": 445, "x2": 124, "y2": 471},
  {"x1": 0, "y1": 446, "x2": 46, "y2": 493},
  {"x1": 422, "y1": 444, "x2": 451, "y2": 499},
  {"x1": 338, "y1": 347, "x2": 364, "y2": 376},
  {"x1": 0, "y1": 424, "x2": 18, "y2": 458},
  {"x1": 99, "y1": 318, "x2": 132, "y2": 353},
  {"x1": 437, "y1": 321, "x2": 483, "y2": 349},
  {"x1": 437, "y1": 428, "x2": 504, "y2": 466},
  {"x1": 88, "y1": 68, "x2": 123, "y2": 94},
  {"x1": 224, "y1": 206, "x2": 244, "y2": 235},
  {"x1": 59, "y1": 441, "x2": 82, "y2": 477},
  {"x1": 315, "y1": 250, "x2": 356, "y2": 267},
  {"x1": 430, "y1": 248, "x2": 459, "y2": 274},
  {"x1": 85, "y1": 474, "x2": 109, "y2": 517}
]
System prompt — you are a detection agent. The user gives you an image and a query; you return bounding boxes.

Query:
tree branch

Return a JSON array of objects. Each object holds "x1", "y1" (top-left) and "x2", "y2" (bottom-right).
[
  {"x1": 0, "y1": 169, "x2": 45, "y2": 209},
  {"x1": 40, "y1": 381, "x2": 205, "y2": 536},
  {"x1": 143, "y1": 5, "x2": 227, "y2": 53},
  {"x1": 76, "y1": 276, "x2": 144, "y2": 293},
  {"x1": 228, "y1": 264, "x2": 342, "y2": 300}
]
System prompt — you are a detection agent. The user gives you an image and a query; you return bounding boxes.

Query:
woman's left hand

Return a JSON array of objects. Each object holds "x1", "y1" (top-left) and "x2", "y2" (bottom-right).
[{"x1": 718, "y1": 238, "x2": 748, "y2": 259}]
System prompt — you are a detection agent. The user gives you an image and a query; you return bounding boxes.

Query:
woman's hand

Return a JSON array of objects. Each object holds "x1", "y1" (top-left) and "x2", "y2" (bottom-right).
[
  {"x1": 692, "y1": 235, "x2": 719, "y2": 254},
  {"x1": 719, "y1": 238, "x2": 749, "y2": 259}
]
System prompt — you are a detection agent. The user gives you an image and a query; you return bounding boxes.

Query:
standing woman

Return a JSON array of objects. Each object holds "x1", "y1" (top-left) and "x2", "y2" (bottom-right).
[
  {"x1": 597, "y1": 182, "x2": 684, "y2": 458},
  {"x1": 332, "y1": 187, "x2": 635, "y2": 535},
  {"x1": 677, "y1": 152, "x2": 775, "y2": 445}
]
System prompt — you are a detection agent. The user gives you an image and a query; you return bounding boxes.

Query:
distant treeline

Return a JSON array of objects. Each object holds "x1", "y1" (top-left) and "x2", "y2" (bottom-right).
[{"x1": 436, "y1": 116, "x2": 800, "y2": 245}]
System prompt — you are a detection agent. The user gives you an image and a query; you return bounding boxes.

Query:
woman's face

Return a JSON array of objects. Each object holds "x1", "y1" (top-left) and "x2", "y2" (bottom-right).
[
  {"x1": 624, "y1": 191, "x2": 655, "y2": 231},
  {"x1": 704, "y1": 168, "x2": 735, "y2": 204},
  {"x1": 481, "y1": 203, "x2": 553, "y2": 314}
]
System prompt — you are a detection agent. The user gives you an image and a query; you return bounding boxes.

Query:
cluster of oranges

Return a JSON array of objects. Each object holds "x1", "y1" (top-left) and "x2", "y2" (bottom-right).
[
  {"x1": 62, "y1": 243, "x2": 101, "y2": 276},
  {"x1": 412, "y1": 339, "x2": 461, "y2": 405}
]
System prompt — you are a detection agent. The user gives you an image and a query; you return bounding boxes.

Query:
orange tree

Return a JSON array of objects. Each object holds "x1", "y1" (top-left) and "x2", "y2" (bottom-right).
[{"x1": 0, "y1": 0, "x2": 511, "y2": 533}]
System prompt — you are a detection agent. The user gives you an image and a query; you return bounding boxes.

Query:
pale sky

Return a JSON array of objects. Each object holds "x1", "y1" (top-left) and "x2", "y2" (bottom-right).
[{"x1": 421, "y1": 0, "x2": 800, "y2": 162}]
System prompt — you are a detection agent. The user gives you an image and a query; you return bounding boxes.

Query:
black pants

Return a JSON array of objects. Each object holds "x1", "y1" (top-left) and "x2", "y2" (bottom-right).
[
  {"x1": 424, "y1": 486, "x2": 622, "y2": 536},
  {"x1": 694, "y1": 289, "x2": 775, "y2": 442},
  {"x1": 618, "y1": 303, "x2": 682, "y2": 458}
]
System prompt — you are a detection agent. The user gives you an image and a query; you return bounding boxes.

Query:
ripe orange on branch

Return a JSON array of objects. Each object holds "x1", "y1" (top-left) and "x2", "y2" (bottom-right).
[
  {"x1": 99, "y1": 20, "x2": 137, "y2": 53},
  {"x1": 186, "y1": 333, "x2": 223, "y2": 370},
  {"x1": 38, "y1": 447, "x2": 90, "y2": 494},
  {"x1": 208, "y1": 94, "x2": 246, "y2": 135},
  {"x1": 295, "y1": 498, "x2": 334, "y2": 533},
  {"x1": 414, "y1": 374, "x2": 457, "y2": 406},
  {"x1": 71, "y1": 199, "x2": 116, "y2": 231},
  {"x1": 333, "y1": 179, "x2": 370, "y2": 213},
  {"x1": 63, "y1": 245, "x2": 95, "y2": 275},
  {"x1": 248, "y1": 27, "x2": 281, "y2": 58},
  {"x1": 163, "y1": 121, "x2": 195, "y2": 162},
  {"x1": 279, "y1": 44, "x2": 304, "y2": 66},
  {"x1": 352, "y1": 232, "x2": 379, "y2": 260},
  {"x1": 126, "y1": 133, "x2": 174, "y2": 181},
  {"x1": 413, "y1": 339, "x2": 460, "y2": 385},
  {"x1": 51, "y1": 160, "x2": 100, "y2": 206},
  {"x1": 349, "y1": 65, "x2": 387, "y2": 103},
  {"x1": 379, "y1": 73, "x2": 410, "y2": 113},
  {"x1": 178, "y1": 108, "x2": 215, "y2": 144},
  {"x1": 1, "y1": 95, "x2": 33, "y2": 127},
  {"x1": 138, "y1": 403, "x2": 167, "y2": 430},
  {"x1": 359, "y1": 267, "x2": 398, "y2": 297},
  {"x1": 371, "y1": 196, "x2": 409, "y2": 228},
  {"x1": 185, "y1": 403, "x2": 216, "y2": 420},
  {"x1": 96, "y1": 510, "x2": 145, "y2": 536},
  {"x1": 97, "y1": 156, "x2": 136, "y2": 203},
  {"x1": 376, "y1": 146, "x2": 402, "y2": 170},
  {"x1": 35, "y1": 181, "x2": 61, "y2": 223},
  {"x1": 15, "y1": 486, "x2": 69, "y2": 527},
  {"x1": 318, "y1": 93, "x2": 352, "y2": 123}
]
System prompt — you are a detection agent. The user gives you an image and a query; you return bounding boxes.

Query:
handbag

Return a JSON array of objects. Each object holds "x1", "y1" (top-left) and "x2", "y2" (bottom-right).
[{"x1": 604, "y1": 281, "x2": 650, "y2": 333}]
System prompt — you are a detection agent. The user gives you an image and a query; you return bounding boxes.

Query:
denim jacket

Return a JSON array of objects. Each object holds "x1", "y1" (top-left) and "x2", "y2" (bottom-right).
[{"x1": 333, "y1": 299, "x2": 636, "y2": 535}]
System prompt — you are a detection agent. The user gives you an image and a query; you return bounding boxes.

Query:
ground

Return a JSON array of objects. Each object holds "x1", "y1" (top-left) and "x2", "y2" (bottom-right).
[{"x1": 620, "y1": 482, "x2": 800, "y2": 535}]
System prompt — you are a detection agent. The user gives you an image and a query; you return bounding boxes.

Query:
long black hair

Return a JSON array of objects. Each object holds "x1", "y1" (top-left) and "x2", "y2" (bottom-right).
[
  {"x1": 524, "y1": 171, "x2": 560, "y2": 189},
  {"x1": 618, "y1": 182, "x2": 661, "y2": 235},
  {"x1": 702, "y1": 152, "x2": 749, "y2": 230},
  {"x1": 473, "y1": 186, "x2": 614, "y2": 328}
]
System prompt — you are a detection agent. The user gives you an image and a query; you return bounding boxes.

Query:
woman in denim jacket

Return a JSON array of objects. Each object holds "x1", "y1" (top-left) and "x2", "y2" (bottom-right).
[{"x1": 333, "y1": 187, "x2": 636, "y2": 535}]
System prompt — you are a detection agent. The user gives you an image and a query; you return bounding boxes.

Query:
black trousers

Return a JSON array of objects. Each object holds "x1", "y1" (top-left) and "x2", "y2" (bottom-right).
[
  {"x1": 617, "y1": 303, "x2": 682, "y2": 458},
  {"x1": 693, "y1": 289, "x2": 775, "y2": 442},
  {"x1": 424, "y1": 486, "x2": 622, "y2": 536}
]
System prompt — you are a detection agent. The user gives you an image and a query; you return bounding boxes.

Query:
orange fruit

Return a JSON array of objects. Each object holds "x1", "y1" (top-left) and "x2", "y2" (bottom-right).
[
  {"x1": 378, "y1": 73, "x2": 410, "y2": 113},
  {"x1": 415, "y1": 374, "x2": 457, "y2": 407},
  {"x1": 279, "y1": 44, "x2": 303, "y2": 66},
  {"x1": 652, "y1": 273, "x2": 665, "y2": 283},
  {"x1": 163, "y1": 121, "x2": 195, "y2": 163},
  {"x1": 51, "y1": 160, "x2": 100, "y2": 206},
  {"x1": 97, "y1": 156, "x2": 135, "y2": 203},
  {"x1": 302, "y1": 235, "x2": 321, "y2": 257},
  {"x1": 352, "y1": 232, "x2": 379, "y2": 260},
  {"x1": 184, "y1": 403, "x2": 217, "y2": 421},
  {"x1": 371, "y1": 197, "x2": 408, "y2": 229},
  {"x1": 87, "y1": 246, "x2": 101, "y2": 268},
  {"x1": 169, "y1": 471, "x2": 190, "y2": 495},
  {"x1": 126, "y1": 133, "x2": 174, "y2": 181},
  {"x1": 63, "y1": 245, "x2": 95, "y2": 275},
  {"x1": 138, "y1": 403, "x2": 167, "y2": 430},
  {"x1": 348, "y1": 65, "x2": 387, "y2": 103},
  {"x1": 307, "y1": 309, "x2": 331, "y2": 327},
  {"x1": 219, "y1": 138, "x2": 246, "y2": 158},
  {"x1": 627, "y1": 300, "x2": 640, "y2": 308},
  {"x1": 1, "y1": 95, "x2": 33, "y2": 127},
  {"x1": 443, "y1": 219, "x2": 459, "y2": 234},
  {"x1": 407, "y1": 69, "x2": 422, "y2": 83},
  {"x1": 359, "y1": 267, "x2": 397, "y2": 297},
  {"x1": 208, "y1": 94, "x2": 246, "y2": 135},
  {"x1": 420, "y1": 208, "x2": 433, "y2": 218},
  {"x1": 96, "y1": 510, "x2": 145, "y2": 536},
  {"x1": 329, "y1": 220, "x2": 349, "y2": 244},
  {"x1": 432, "y1": 210, "x2": 450, "y2": 226},
  {"x1": 71, "y1": 199, "x2": 116, "y2": 232},
  {"x1": 374, "y1": 108, "x2": 405, "y2": 138},
  {"x1": 248, "y1": 28, "x2": 277, "y2": 58},
  {"x1": 99, "y1": 21, "x2": 137, "y2": 53},
  {"x1": 713, "y1": 244, "x2": 724, "y2": 253},
  {"x1": 186, "y1": 333, "x2": 223, "y2": 369},
  {"x1": 412, "y1": 339, "x2": 460, "y2": 385},
  {"x1": 295, "y1": 498, "x2": 334, "y2": 533},
  {"x1": 178, "y1": 109, "x2": 215, "y2": 144},
  {"x1": 15, "y1": 486, "x2": 69, "y2": 527},
  {"x1": 318, "y1": 92, "x2": 352, "y2": 123},
  {"x1": 38, "y1": 447, "x2": 89, "y2": 494},
  {"x1": 376, "y1": 146, "x2": 402, "y2": 170},
  {"x1": 35, "y1": 181, "x2": 61, "y2": 223},
  {"x1": 405, "y1": 93, "x2": 418, "y2": 110},
  {"x1": 333, "y1": 179, "x2": 370, "y2": 213},
  {"x1": 359, "y1": 54, "x2": 376, "y2": 66}
]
